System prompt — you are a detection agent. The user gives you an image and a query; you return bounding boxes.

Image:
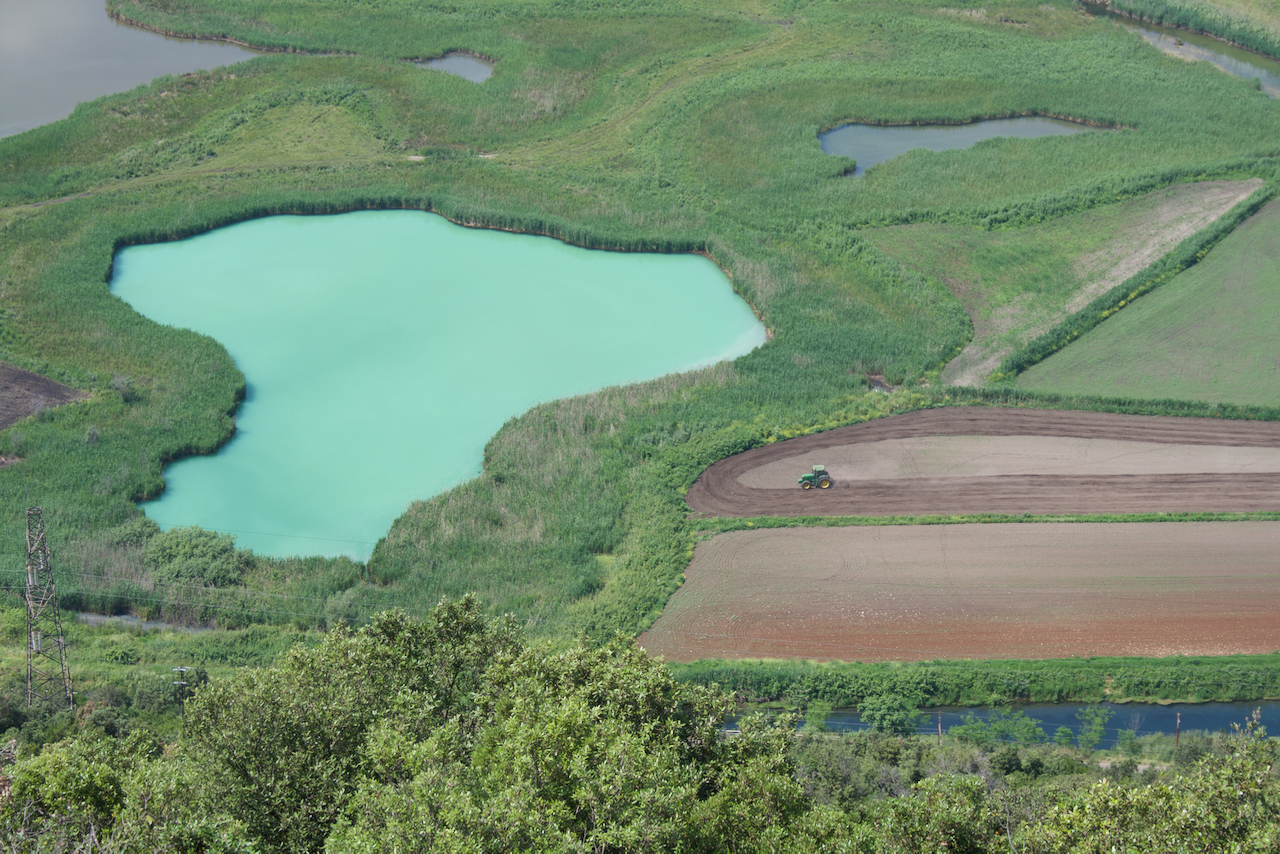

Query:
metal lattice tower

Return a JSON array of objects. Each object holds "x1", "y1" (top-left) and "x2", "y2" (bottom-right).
[{"x1": 24, "y1": 508, "x2": 73, "y2": 710}]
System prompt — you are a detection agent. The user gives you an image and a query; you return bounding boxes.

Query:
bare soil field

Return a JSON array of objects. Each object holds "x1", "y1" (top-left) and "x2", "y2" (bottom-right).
[
  {"x1": 0, "y1": 362, "x2": 85, "y2": 430},
  {"x1": 687, "y1": 408, "x2": 1280, "y2": 517},
  {"x1": 638, "y1": 523, "x2": 1280, "y2": 662}
]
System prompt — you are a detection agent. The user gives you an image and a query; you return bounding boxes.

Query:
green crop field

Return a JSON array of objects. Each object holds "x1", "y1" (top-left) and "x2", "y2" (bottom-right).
[
  {"x1": 2, "y1": 0, "x2": 1280, "y2": 647},
  {"x1": 1018, "y1": 197, "x2": 1280, "y2": 405}
]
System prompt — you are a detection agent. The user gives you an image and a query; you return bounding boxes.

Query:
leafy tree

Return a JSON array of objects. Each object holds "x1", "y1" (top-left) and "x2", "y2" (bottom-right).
[
  {"x1": 878, "y1": 775, "x2": 999, "y2": 854},
  {"x1": 1021, "y1": 713, "x2": 1280, "y2": 852},
  {"x1": 858, "y1": 694, "x2": 924, "y2": 737},
  {"x1": 0, "y1": 730, "x2": 159, "y2": 849},
  {"x1": 330, "y1": 636, "x2": 830, "y2": 853},
  {"x1": 183, "y1": 598, "x2": 521, "y2": 852},
  {"x1": 1076, "y1": 705, "x2": 1114, "y2": 753},
  {"x1": 1053, "y1": 726, "x2": 1074, "y2": 747},
  {"x1": 949, "y1": 707, "x2": 1047, "y2": 746}
]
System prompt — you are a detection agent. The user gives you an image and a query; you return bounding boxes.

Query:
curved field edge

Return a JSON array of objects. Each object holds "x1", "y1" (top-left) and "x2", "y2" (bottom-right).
[{"x1": 4, "y1": 0, "x2": 1280, "y2": 646}]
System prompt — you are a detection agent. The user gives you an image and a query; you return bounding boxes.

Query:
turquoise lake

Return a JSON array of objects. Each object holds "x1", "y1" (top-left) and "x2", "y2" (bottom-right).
[{"x1": 112, "y1": 211, "x2": 766, "y2": 560}]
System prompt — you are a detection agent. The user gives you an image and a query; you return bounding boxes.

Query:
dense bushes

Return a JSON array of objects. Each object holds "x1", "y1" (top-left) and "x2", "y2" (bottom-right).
[{"x1": 0, "y1": 603, "x2": 1277, "y2": 853}]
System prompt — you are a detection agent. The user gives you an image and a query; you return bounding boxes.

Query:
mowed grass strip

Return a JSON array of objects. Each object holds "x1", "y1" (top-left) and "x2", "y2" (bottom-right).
[
  {"x1": 638, "y1": 523, "x2": 1280, "y2": 663},
  {"x1": 1017, "y1": 197, "x2": 1280, "y2": 405},
  {"x1": 862, "y1": 179, "x2": 1261, "y2": 385}
]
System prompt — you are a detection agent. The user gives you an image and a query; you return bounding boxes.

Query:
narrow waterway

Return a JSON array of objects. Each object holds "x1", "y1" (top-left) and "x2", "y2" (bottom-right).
[
  {"x1": 0, "y1": 0, "x2": 262, "y2": 137},
  {"x1": 773, "y1": 701, "x2": 1280, "y2": 746},
  {"x1": 113, "y1": 211, "x2": 766, "y2": 560},
  {"x1": 1085, "y1": 4, "x2": 1280, "y2": 97}
]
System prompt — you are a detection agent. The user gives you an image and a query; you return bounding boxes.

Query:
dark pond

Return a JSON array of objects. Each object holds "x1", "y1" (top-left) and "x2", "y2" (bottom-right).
[
  {"x1": 415, "y1": 53, "x2": 494, "y2": 82},
  {"x1": 818, "y1": 117, "x2": 1091, "y2": 176},
  {"x1": 1084, "y1": 4, "x2": 1280, "y2": 97},
  {"x1": 0, "y1": 0, "x2": 263, "y2": 138},
  {"x1": 741, "y1": 701, "x2": 1280, "y2": 746}
]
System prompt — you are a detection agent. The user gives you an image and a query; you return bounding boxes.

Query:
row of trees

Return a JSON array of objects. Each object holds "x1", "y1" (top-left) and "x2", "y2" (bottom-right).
[{"x1": 1, "y1": 600, "x2": 1276, "y2": 852}]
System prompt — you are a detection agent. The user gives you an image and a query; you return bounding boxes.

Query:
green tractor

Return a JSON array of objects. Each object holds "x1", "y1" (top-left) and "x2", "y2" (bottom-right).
[{"x1": 798, "y1": 465, "x2": 833, "y2": 489}]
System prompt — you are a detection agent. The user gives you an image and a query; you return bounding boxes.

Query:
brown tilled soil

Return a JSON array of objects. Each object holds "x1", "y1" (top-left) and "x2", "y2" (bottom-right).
[
  {"x1": 0, "y1": 362, "x2": 85, "y2": 431},
  {"x1": 637, "y1": 522, "x2": 1280, "y2": 662},
  {"x1": 686, "y1": 408, "x2": 1280, "y2": 517}
]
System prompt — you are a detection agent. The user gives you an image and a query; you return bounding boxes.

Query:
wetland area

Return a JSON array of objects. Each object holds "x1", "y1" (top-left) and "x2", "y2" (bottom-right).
[{"x1": 7, "y1": 0, "x2": 1280, "y2": 844}]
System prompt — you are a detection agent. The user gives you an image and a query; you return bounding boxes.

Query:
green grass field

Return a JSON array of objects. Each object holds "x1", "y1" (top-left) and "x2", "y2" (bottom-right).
[{"x1": 1018, "y1": 198, "x2": 1280, "y2": 405}]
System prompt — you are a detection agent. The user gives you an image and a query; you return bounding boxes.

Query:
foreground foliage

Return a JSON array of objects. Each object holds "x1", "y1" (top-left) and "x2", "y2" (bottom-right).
[{"x1": 0, "y1": 603, "x2": 1276, "y2": 852}]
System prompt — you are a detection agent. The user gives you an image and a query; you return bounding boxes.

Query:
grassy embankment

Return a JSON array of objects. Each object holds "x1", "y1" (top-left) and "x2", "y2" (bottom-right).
[
  {"x1": 2, "y1": 0, "x2": 1280, "y2": 664},
  {"x1": 1105, "y1": 0, "x2": 1280, "y2": 58},
  {"x1": 1018, "y1": 196, "x2": 1280, "y2": 403}
]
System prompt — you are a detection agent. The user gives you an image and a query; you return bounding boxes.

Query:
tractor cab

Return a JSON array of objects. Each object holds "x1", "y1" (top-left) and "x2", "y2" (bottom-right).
[{"x1": 798, "y1": 465, "x2": 833, "y2": 489}]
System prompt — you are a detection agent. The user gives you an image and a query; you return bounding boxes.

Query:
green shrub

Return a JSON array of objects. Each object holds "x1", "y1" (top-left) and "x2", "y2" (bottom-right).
[{"x1": 146, "y1": 526, "x2": 247, "y2": 588}]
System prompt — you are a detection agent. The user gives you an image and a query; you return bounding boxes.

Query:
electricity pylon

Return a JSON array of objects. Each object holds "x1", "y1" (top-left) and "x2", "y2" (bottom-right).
[{"x1": 24, "y1": 508, "x2": 73, "y2": 710}]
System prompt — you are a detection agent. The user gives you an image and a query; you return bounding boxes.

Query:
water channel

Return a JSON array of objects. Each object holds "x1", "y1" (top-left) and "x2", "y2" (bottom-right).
[
  {"x1": 818, "y1": 117, "x2": 1092, "y2": 177},
  {"x1": 741, "y1": 701, "x2": 1280, "y2": 746},
  {"x1": 1084, "y1": 4, "x2": 1280, "y2": 97},
  {"x1": 0, "y1": 0, "x2": 263, "y2": 138},
  {"x1": 112, "y1": 211, "x2": 766, "y2": 560}
]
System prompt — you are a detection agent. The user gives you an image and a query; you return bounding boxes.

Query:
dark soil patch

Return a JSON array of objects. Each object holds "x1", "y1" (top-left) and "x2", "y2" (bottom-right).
[{"x1": 0, "y1": 362, "x2": 86, "y2": 429}]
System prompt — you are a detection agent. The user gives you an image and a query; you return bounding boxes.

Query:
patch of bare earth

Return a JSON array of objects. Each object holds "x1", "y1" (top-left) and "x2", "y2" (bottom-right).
[
  {"x1": 638, "y1": 522, "x2": 1280, "y2": 662},
  {"x1": 0, "y1": 362, "x2": 86, "y2": 431},
  {"x1": 943, "y1": 178, "x2": 1263, "y2": 386},
  {"x1": 687, "y1": 407, "x2": 1280, "y2": 517}
]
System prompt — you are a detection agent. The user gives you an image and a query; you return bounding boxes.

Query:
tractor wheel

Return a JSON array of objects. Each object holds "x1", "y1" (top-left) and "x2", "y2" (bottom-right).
[
  {"x1": 800, "y1": 480, "x2": 813, "y2": 489},
  {"x1": 818, "y1": 477, "x2": 832, "y2": 489}
]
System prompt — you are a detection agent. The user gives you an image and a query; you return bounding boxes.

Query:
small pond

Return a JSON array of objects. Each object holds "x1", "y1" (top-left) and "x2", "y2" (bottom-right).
[
  {"x1": 1084, "y1": 4, "x2": 1280, "y2": 97},
  {"x1": 113, "y1": 211, "x2": 766, "y2": 560},
  {"x1": 0, "y1": 0, "x2": 263, "y2": 138},
  {"x1": 415, "y1": 53, "x2": 494, "y2": 82},
  {"x1": 741, "y1": 701, "x2": 1280, "y2": 746},
  {"x1": 818, "y1": 117, "x2": 1092, "y2": 176}
]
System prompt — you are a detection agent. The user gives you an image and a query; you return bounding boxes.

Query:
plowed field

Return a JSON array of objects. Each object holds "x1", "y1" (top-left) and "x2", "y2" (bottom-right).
[
  {"x1": 686, "y1": 408, "x2": 1280, "y2": 517},
  {"x1": 638, "y1": 523, "x2": 1280, "y2": 662}
]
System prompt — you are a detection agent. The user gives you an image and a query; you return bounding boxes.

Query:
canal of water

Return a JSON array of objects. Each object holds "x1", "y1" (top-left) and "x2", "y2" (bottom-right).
[
  {"x1": 758, "y1": 701, "x2": 1280, "y2": 746},
  {"x1": 1084, "y1": 4, "x2": 1280, "y2": 97}
]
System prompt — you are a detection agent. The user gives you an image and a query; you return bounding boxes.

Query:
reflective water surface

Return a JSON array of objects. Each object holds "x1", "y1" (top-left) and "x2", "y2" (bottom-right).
[
  {"x1": 819, "y1": 117, "x2": 1091, "y2": 176},
  {"x1": 415, "y1": 53, "x2": 494, "y2": 82},
  {"x1": 0, "y1": 0, "x2": 261, "y2": 137}
]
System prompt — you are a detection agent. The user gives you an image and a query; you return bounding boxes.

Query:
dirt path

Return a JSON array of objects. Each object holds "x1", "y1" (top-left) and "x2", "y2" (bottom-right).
[
  {"x1": 0, "y1": 362, "x2": 86, "y2": 430},
  {"x1": 686, "y1": 408, "x2": 1280, "y2": 517},
  {"x1": 638, "y1": 522, "x2": 1280, "y2": 661}
]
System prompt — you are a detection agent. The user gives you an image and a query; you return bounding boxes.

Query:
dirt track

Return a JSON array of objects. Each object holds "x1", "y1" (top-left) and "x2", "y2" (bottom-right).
[
  {"x1": 686, "y1": 408, "x2": 1280, "y2": 517},
  {"x1": 638, "y1": 522, "x2": 1280, "y2": 662}
]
